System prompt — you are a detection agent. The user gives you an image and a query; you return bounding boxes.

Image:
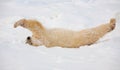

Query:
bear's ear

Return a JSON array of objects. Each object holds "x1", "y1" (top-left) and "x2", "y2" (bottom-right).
[{"x1": 14, "y1": 19, "x2": 27, "y2": 28}]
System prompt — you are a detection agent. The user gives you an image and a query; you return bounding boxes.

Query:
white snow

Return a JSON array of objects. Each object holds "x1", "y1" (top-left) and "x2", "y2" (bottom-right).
[{"x1": 0, "y1": 0, "x2": 120, "y2": 70}]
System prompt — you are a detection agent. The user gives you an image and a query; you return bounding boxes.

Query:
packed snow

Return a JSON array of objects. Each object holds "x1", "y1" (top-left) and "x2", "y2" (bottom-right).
[{"x1": 0, "y1": 0, "x2": 120, "y2": 70}]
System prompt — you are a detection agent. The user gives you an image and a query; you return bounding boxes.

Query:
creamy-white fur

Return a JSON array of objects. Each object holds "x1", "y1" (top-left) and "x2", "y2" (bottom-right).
[{"x1": 14, "y1": 18, "x2": 116, "y2": 48}]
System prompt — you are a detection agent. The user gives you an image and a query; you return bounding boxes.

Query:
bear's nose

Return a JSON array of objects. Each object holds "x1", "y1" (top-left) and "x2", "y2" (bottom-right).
[{"x1": 27, "y1": 36, "x2": 31, "y2": 40}]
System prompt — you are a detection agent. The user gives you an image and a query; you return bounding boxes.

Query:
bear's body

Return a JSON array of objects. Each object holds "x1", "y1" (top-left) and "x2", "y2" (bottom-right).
[{"x1": 14, "y1": 18, "x2": 116, "y2": 48}]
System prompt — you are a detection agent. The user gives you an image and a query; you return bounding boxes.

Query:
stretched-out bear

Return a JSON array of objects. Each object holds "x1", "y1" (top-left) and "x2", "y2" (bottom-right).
[{"x1": 14, "y1": 18, "x2": 116, "y2": 48}]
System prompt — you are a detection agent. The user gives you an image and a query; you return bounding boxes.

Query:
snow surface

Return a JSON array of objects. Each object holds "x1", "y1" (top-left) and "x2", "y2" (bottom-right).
[{"x1": 0, "y1": 0, "x2": 120, "y2": 70}]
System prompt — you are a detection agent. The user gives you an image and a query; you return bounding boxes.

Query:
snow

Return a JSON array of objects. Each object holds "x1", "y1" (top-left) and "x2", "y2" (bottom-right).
[{"x1": 0, "y1": 0, "x2": 120, "y2": 70}]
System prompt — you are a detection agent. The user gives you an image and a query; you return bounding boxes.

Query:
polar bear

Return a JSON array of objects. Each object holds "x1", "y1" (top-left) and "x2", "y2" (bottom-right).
[{"x1": 14, "y1": 18, "x2": 116, "y2": 48}]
